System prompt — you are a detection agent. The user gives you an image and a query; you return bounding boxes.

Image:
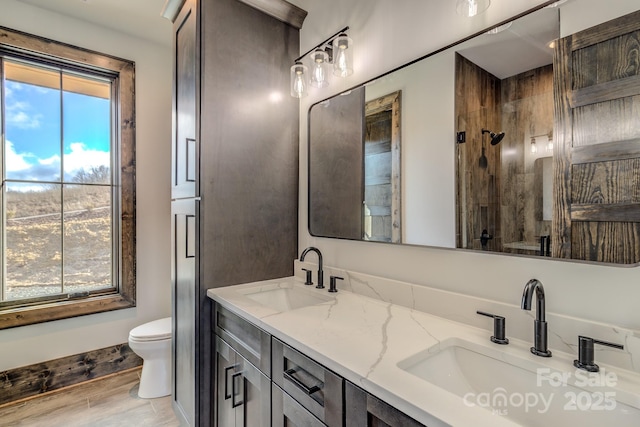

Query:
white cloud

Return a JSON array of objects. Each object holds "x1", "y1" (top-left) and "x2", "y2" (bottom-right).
[
  {"x1": 39, "y1": 154, "x2": 60, "y2": 166},
  {"x1": 6, "y1": 110, "x2": 42, "y2": 129},
  {"x1": 64, "y1": 142, "x2": 110, "y2": 174},
  {"x1": 5, "y1": 98, "x2": 43, "y2": 130},
  {"x1": 5, "y1": 140, "x2": 32, "y2": 172},
  {"x1": 4, "y1": 141, "x2": 109, "y2": 184}
]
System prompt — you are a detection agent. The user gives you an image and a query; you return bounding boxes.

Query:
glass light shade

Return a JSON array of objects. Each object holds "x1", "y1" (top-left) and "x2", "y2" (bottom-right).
[
  {"x1": 332, "y1": 34, "x2": 353, "y2": 77},
  {"x1": 309, "y1": 49, "x2": 329, "y2": 88},
  {"x1": 530, "y1": 138, "x2": 538, "y2": 154},
  {"x1": 456, "y1": 0, "x2": 490, "y2": 17},
  {"x1": 290, "y1": 62, "x2": 308, "y2": 98}
]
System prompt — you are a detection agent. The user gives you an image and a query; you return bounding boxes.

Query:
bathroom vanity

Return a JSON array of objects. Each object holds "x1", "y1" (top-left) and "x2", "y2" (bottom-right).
[
  {"x1": 211, "y1": 288, "x2": 425, "y2": 426},
  {"x1": 207, "y1": 265, "x2": 640, "y2": 426}
]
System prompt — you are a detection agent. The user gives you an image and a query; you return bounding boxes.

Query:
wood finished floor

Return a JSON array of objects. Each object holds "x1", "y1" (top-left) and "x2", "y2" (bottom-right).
[{"x1": 0, "y1": 368, "x2": 182, "y2": 427}]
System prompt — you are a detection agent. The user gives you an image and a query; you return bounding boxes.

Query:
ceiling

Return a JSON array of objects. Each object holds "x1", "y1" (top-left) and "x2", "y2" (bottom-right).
[
  {"x1": 456, "y1": 7, "x2": 559, "y2": 79},
  {"x1": 15, "y1": 0, "x2": 558, "y2": 79},
  {"x1": 17, "y1": 0, "x2": 172, "y2": 47}
]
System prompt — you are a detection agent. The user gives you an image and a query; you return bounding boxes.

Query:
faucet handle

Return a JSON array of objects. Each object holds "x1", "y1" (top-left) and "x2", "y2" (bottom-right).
[
  {"x1": 476, "y1": 311, "x2": 509, "y2": 345},
  {"x1": 301, "y1": 268, "x2": 313, "y2": 286},
  {"x1": 329, "y1": 276, "x2": 343, "y2": 293},
  {"x1": 574, "y1": 336, "x2": 624, "y2": 372}
]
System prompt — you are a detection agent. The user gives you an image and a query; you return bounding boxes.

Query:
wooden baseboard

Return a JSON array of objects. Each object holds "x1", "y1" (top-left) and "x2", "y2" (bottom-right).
[{"x1": 0, "y1": 343, "x2": 142, "y2": 406}]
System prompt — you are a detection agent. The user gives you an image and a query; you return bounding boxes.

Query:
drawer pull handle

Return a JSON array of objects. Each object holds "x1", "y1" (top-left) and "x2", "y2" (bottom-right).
[
  {"x1": 232, "y1": 371, "x2": 244, "y2": 408},
  {"x1": 284, "y1": 367, "x2": 322, "y2": 395},
  {"x1": 224, "y1": 365, "x2": 236, "y2": 400}
]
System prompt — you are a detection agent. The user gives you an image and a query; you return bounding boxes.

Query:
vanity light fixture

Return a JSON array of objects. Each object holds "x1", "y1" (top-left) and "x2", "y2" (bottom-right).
[
  {"x1": 530, "y1": 137, "x2": 538, "y2": 154},
  {"x1": 290, "y1": 26, "x2": 353, "y2": 98},
  {"x1": 456, "y1": 0, "x2": 490, "y2": 17}
]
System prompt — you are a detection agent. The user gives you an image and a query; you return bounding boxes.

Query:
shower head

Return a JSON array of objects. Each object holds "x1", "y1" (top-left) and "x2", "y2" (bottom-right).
[{"x1": 482, "y1": 128, "x2": 505, "y2": 145}]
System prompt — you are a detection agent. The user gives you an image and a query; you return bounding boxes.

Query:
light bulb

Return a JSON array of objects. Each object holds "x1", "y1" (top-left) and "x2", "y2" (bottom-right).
[
  {"x1": 293, "y1": 73, "x2": 305, "y2": 96},
  {"x1": 332, "y1": 34, "x2": 353, "y2": 77},
  {"x1": 290, "y1": 62, "x2": 308, "y2": 98},
  {"x1": 309, "y1": 49, "x2": 329, "y2": 88}
]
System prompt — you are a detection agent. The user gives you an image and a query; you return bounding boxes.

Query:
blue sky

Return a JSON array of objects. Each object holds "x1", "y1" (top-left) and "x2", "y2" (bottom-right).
[{"x1": 5, "y1": 79, "x2": 111, "y2": 183}]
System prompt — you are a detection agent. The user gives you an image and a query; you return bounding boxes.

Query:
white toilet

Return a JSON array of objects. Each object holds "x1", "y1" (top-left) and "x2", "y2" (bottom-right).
[{"x1": 128, "y1": 317, "x2": 172, "y2": 399}]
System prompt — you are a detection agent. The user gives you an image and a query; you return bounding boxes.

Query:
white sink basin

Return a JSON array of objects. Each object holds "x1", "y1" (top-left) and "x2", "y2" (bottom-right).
[
  {"x1": 398, "y1": 338, "x2": 640, "y2": 426},
  {"x1": 238, "y1": 282, "x2": 334, "y2": 312}
]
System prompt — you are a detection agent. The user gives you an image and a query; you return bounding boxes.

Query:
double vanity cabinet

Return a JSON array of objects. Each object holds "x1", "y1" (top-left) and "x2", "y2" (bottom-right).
[
  {"x1": 208, "y1": 273, "x2": 640, "y2": 427},
  {"x1": 213, "y1": 304, "x2": 423, "y2": 426}
]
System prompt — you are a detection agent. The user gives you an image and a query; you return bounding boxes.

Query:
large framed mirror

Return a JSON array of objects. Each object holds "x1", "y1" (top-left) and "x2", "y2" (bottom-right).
[{"x1": 308, "y1": 0, "x2": 640, "y2": 265}]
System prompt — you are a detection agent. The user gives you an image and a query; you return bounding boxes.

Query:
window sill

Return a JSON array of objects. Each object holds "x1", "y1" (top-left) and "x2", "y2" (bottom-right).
[{"x1": 0, "y1": 294, "x2": 135, "y2": 330}]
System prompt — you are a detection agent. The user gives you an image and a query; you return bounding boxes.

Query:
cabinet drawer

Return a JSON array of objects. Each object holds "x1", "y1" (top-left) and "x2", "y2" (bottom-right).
[
  {"x1": 272, "y1": 338, "x2": 343, "y2": 426},
  {"x1": 214, "y1": 303, "x2": 271, "y2": 376}
]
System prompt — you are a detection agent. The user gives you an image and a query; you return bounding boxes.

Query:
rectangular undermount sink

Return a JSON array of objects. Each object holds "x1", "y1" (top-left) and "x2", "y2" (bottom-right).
[
  {"x1": 398, "y1": 338, "x2": 640, "y2": 426},
  {"x1": 237, "y1": 282, "x2": 334, "y2": 312}
]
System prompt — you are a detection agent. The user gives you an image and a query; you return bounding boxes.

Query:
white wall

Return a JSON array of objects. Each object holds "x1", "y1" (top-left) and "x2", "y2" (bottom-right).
[
  {"x1": 0, "y1": 1, "x2": 172, "y2": 371},
  {"x1": 365, "y1": 54, "x2": 456, "y2": 248},
  {"x1": 298, "y1": 0, "x2": 640, "y2": 331}
]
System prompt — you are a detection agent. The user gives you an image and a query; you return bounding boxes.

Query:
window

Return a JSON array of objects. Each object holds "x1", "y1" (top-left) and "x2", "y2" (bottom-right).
[{"x1": 0, "y1": 27, "x2": 136, "y2": 328}]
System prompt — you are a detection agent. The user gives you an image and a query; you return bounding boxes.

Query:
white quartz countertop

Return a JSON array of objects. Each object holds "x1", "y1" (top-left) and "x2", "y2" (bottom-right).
[{"x1": 207, "y1": 276, "x2": 640, "y2": 427}]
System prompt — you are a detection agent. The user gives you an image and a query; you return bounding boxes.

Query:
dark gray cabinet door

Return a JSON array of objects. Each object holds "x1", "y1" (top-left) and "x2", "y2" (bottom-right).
[
  {"x1": 345, "y1": 381, "x2": 425, "y2": 427},
  {"x1": 271, "y1": 384, "x2": 326, "y2": 427},
  {"x1": 172, "y1": 0, "x2": 197, "y2": 200},
  {"x1": 215, "y1": 336, "x2": 270, "y2": 427},
  {"x1": 172, "y1": 198, "x2": 197, "y2": 425},
  {"x1": 215, "y1": 336, "x2": 238, "y2": 427}
]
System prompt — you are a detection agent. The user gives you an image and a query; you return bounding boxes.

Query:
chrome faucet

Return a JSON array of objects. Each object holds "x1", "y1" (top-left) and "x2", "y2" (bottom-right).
[
  {"x1": 300, "y1": 247, "x2": 324, "y2": 289},
  {"x1": 521, "y1": 279, "x2": 552, "y2": 357}
]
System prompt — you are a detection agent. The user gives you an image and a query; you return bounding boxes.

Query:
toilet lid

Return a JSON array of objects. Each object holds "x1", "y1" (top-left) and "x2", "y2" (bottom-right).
[{"x1": 129, "y1": 317, "x2": 172, "y2": 341}]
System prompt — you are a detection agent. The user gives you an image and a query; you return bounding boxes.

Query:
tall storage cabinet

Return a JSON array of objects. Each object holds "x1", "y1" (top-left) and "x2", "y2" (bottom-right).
[{"x1": 165, "y1": 0, "x2": 305, "y2": 425}]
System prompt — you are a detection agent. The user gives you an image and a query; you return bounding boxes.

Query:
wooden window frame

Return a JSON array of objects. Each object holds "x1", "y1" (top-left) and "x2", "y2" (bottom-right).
[{"x1": 0, "y1": 26, "x2": 136, "y2": 329}]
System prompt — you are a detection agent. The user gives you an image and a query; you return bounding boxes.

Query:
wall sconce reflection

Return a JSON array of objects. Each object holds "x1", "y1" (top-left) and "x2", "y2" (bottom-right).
[{"x1": 530, "y1": 131, "x2": 554, "y2": 154}]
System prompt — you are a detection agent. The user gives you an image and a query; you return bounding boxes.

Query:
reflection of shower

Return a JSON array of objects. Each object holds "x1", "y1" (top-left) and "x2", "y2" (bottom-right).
[
  {"x1": 478, "y1": 128, "x2": 505, "y2": 169},
  {"x1": 482, "y1": 128, "x2": 505, "y2": 145}
]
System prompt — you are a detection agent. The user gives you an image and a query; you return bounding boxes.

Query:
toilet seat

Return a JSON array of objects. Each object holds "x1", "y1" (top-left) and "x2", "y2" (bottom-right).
[{"x1": 129, "y1": 317, "x2": 171, "y2": 342}]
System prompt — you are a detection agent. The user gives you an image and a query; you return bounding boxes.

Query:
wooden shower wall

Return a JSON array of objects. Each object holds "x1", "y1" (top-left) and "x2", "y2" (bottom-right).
[{"x1": 455, "y1": 53, "x2": 502, "y2": 251}]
